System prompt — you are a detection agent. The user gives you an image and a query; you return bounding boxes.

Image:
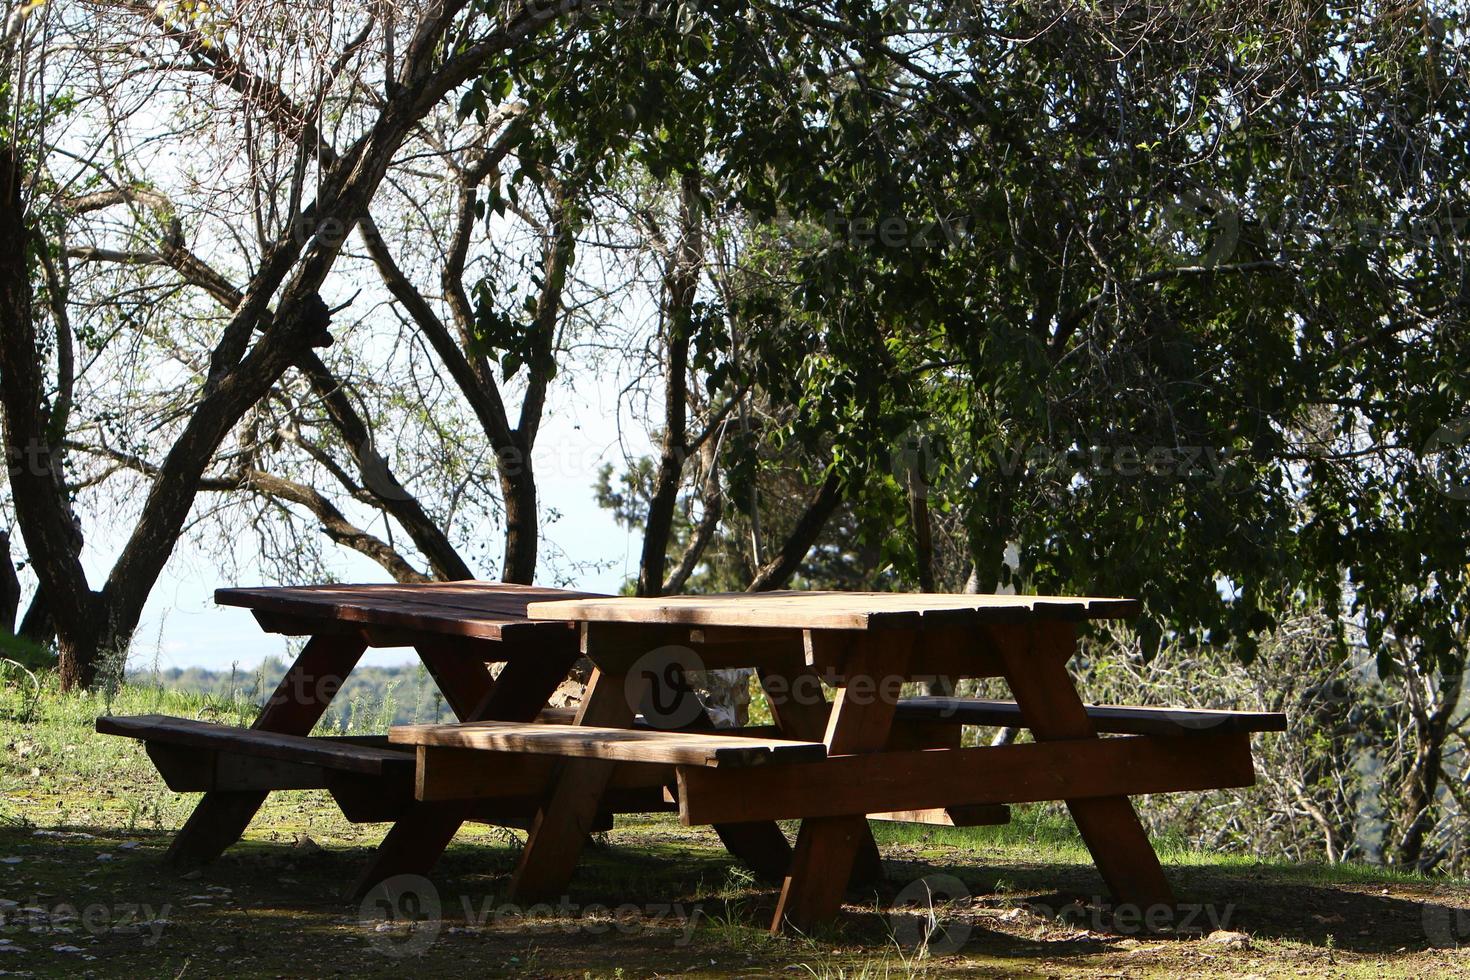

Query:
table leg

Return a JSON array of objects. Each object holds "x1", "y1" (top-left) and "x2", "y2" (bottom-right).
[
  {"x1": 508, "y1": 666, "x2": 639, "y2": 902},
  {"x1": 758, "y1": 661, "x2": 883, "y2": 886},
  {"x1": 166, "y1": 634, "x2": 367, "y2": 866},
  {"x1": 348, "y1": 646, "x2": 579, "y2": 899},
  {"x1": 996, "y1": 621, "x2": 1176, "y2": 912},
  {"x1": 651, "y1": 665, "x2": 793, "y2": 884},
  {"x1": 771, "y1": 633, "x2": 908, "y2": 933}
]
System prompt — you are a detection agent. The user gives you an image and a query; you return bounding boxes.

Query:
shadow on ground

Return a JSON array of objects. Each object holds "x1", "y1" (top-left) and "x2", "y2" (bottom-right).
[{"x1": 2, "y1": 822, "x2": 1468, "y2": 977}]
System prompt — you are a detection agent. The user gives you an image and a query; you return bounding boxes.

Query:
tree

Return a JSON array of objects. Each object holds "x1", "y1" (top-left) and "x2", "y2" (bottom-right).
[{"x1": 2, "y1": 0, "x2": 597, "y2": 687}]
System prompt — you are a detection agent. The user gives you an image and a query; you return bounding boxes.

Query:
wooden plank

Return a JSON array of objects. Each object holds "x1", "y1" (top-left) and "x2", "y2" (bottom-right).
[
  {"x1": 997, "y1": 621, "x2": 1176, "y2": 911},
  {"x1": 390, "y1": 719, "x2": 827, "y2": 768},
  {"x1": 161, "y1": 633, "x2": 367, "y2": 867},
  {"x1": 772, "y1": 631, "x2": 909, "y2": 933},
  {"x1": 528, "y1": 591, "x2": 1141, "y2": 631},
  {"x1": 413, "y1": 642, "x2": 497, "y2": 719},
  {"x1": 145, "y1": 744, "x2": 337, "y2": 792},
  {"x1": 509, "y1": 668, "x2": 639, "y2": 902},
  {"x1": 868, "y1": 806, "x2": 1011, "y2": 827},
  {"x1": 217, "y1": 582, "x2": 599, "y2": 642},
  {"x1": 415, "y1": 746, "x2": 674, "y2": 801},
  {"x1": 677, "y1": 731, "x2": 1256, "y2": 824},
  {"x1": 896, "y1": 698, "x2": 1287, "y2": 736},
  {"x1": 757, "y1": 658, "x2": 882, "y2": 885},
  {"x1": 97, "y1": 715, "x2": 413, "y2": 775},
  {"x1": 348, "y1": 637, "x2": 578, "y2": 901}
]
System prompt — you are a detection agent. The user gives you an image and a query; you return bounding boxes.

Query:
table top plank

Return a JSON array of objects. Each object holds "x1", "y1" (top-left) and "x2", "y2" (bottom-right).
[
  {"x1": 526, "y1": 591, "x2": 1140, "y2": 631},
  {"x1": 216, "y1": 582, "x2": 606, "y2": 641}
]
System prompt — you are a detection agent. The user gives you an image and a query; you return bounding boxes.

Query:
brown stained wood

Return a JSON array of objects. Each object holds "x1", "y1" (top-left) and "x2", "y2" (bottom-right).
[
  {"x1": 757, "y1": 660, "x2": 882, "y2": 886},
  {"x1": 895, "y1": 698, "x2": 1287, "y2": 736},
  {"x1": 390, "y1": 720, "x2": 827, "y2": 768},
  {"x1": 218, "y1": 581, "x2": 601, "y2": 642},
  {"x1": 327, "y1": 773, "x2": 418, "y2": 823},
  {"x1": 648, "y1": 655, "x2": 796, "y2": 886},
  {"x1": 868, "y1": 806, "x2": 1011, "y2": 827},
  {"x1": 509, "y1": 668, "x2": 640, "y2": 902},
  {"x1": 349, "y1": 633, "x2": 580, "y2": 899},
  {"x1": 413, "y1": 642, "x2": 497, "y2": 719},
  {"x1": 995, "y1": 621, "x2": 1177, "y2": 912},
  {"x1": 529, "y1": 591, "x2": 1141, "y2": 632},
  {"x1": 772, "y1": 632, "x2": 910, "y2": 934},
  {"x1": 415, "y1": 746, "x2": 673, "y2": 801},
  {"x1": 97, "y1": 715, "x2": 414, "y2": 775},
  {"x1": 677, "y1": 731, "x2": 1257, "y2": 824},
  {"x1": 162, "y1": 633, "x2": 367, "y2": 867}
]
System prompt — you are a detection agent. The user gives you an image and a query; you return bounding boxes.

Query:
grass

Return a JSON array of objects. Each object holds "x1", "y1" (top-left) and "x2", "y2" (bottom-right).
[{"x1": 3, "y1": 679, "x2": 1470, "y2": 977}]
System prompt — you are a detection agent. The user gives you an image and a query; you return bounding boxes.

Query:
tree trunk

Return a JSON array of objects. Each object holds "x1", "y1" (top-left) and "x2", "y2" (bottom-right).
[
  {"x1": 500, "y1": 457, "x2": 538, "y2": 584},
  {"x1": 746, "y1": 470, "x2": 844, "y2": 592},
  {"x1": 1394, "y1": 667, "x2": 1463, "y2": 868},
  {"x1": 0, "y1": 531, "x2": 19, "y2": 636},
  {"x1": 907, "y1": 461, "x2": 936, "y2": 593},
  {"x1": 0, "y1": 144, "x2": 103, "y2": 687},
  {"x1": 638, "y1": 173, "x2": 703, "y2": 597}
]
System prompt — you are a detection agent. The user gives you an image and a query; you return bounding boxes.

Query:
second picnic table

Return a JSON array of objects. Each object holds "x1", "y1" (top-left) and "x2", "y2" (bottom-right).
[{"x1": 390, "y1": 590, "x2": 1284, "y2": 933}]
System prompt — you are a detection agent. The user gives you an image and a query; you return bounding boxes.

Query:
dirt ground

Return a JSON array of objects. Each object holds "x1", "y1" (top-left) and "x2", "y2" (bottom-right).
[{"x1": 2, "y1": 816, "x2": 1468, "y2": 978}]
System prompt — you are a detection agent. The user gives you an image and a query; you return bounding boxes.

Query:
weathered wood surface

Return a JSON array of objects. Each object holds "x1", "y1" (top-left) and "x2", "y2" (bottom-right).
[
  {"x1": 772, "y1": 632, "x2": 910, "y2": 933},
  {"x1": 995, "y1": 621, "x2": 1176, "y2": 910},
  {"x1": 677, "y1": 731, "x2": 1256, "y2": 825},
  {"x1": 217, "y1": 581, "x2": 602, "y2": 642},
  {"x1": 529, "y1": 590, "x2": 1140, "y2": 631},
  {"x1": 391, "y1": 719, "x2": 828, "y2": 768},
  {"x1": 896, "y1": 698, "x2": 1287, "y2": 736},
  {"x1": 99, "y1": 714, "x2": 414, "y2": 775}
]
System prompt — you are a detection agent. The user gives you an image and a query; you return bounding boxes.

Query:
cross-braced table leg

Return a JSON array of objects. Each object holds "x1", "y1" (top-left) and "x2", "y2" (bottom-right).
[
  {"x1": 771, "y1": 633, "x2": 909, "y2": 933},
  {"x1": 348, "y1": 644, "x2": 577, "y2": 899},
  {"x1": 649, "y1": 665, "x2": 793, "y2": 884},
  {"x1": 166, "y1": 634, "x2": 367, "y2": 866},
  {"x1": 508, "y1": 666, "x2": 640, "y2": 902},
  {"x1": 995, "y1": 621, "x2": 1175, "y2": 912},
  {"x1": 758, "y1": 660, "x2": 883, "y2": 885}
]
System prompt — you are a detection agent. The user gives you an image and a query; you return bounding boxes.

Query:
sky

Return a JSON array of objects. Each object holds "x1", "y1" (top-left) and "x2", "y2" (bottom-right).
[{"x1": 114, "y1": 378, "x2": 649, "y2": 674}]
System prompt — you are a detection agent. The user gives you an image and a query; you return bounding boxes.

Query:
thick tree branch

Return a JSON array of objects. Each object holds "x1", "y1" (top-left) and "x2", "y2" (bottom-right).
[{"x1": 745, "y1": 469, "x2": 844, "y2": 593}]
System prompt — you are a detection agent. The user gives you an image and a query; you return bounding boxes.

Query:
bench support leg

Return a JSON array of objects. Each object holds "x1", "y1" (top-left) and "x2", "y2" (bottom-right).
[
  {"x1": 771, "y1": 634, "x2": 907, "y2": 934},
  {"x1": 996, "y1": 622, "x2": 1176, "y2": 913},
  {"x1": 759, "y1": 661, "x2": 883, "y2": 886},
  {"x1": 508, "y1": 667, "x2": 638, "y2": 902},
  {"x1": 348, "y1": 645, "x2": 578, "y2": 899},
  {"x1": 165, "y1": 634, "x2": 368, "y2": 867}
]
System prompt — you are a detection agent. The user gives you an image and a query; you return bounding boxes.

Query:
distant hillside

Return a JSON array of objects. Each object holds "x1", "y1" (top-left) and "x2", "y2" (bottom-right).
[{"x1": 126, "y1": 659, "x2": 457, "y2": 728}]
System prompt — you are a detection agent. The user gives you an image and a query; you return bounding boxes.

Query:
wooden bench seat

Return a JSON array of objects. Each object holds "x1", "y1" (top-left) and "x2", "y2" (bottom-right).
[
  {"x1": 391, "y1": 720, "x2": 827, "y2": 768},
  {"x1": 97, "y1": 715, "x2": 414, "y2": 775},
  {"x1": 95, "y1": 714, "x2": 648, "y2": 829},
  {"x1": 895, "y1": 698, "x2": 1285, "y2": 736}
]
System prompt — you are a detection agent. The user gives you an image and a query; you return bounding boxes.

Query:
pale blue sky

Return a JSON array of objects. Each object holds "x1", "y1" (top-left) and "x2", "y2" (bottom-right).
[{"x1": 117, "y1": 381, "x2": 648, "y2": 673}]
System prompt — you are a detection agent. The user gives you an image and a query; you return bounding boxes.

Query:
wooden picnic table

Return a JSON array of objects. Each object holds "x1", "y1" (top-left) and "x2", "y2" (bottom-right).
[
  {"x1": 97, "y1": 584, "x2": 1283, "y2": 934},
  {"x1": 391, "y1": 590, "x2": 1282, "y2": 933},
  {"x1": 101, "y1": 582, "x2": 604, "y2": 896}
]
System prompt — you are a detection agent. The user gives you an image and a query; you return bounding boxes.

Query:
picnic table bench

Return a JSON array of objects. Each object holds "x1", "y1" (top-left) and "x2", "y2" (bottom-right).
[
  {"x1": 391, "y1": 590, "x2": 1285, "y2": 933},
  {"x1": 96, "y1": 584, "x2": 1284, "y2": 935}
]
